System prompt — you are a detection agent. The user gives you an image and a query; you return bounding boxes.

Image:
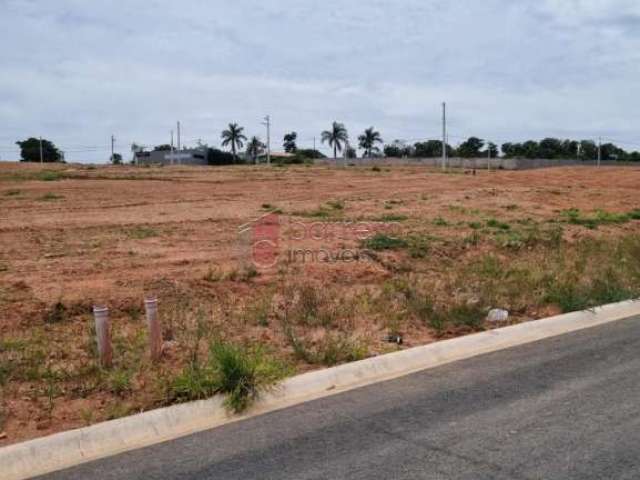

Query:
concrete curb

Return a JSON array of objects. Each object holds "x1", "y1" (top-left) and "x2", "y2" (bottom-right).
[{"x1": 3, "y1": 299, "x2": 640, "y2": 480}]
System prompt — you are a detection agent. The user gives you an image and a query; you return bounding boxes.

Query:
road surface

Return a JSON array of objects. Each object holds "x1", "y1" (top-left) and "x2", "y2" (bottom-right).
[{"x1": 39, "y1": 316, "x2": 640, "y2": 480}]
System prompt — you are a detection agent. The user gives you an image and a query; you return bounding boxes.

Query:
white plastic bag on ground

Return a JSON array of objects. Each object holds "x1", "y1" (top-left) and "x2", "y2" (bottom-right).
[{"x1": 487, "y1": 308, "x2": 509, "y2": 323}]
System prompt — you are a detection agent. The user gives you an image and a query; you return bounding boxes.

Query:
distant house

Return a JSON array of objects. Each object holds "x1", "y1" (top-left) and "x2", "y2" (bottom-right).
[{"x1": 135, "y1": 148, "x2": 208, "y2": 166}]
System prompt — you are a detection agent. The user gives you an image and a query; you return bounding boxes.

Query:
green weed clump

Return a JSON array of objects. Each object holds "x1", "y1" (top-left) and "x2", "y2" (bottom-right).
[
  {"x1": 545, "y1": 268, "x2": 637, "y2": 313},
  {"x1": 406, "y1": 235, "x2": 430, "y2": 258},
  {"x1": 486, "y1": 218, "x2": 510, "y2": 230},
  {"x1": 362, "y1": 233, "x2": 408, "y2": 251},
  {"x1": 432, "y1": 216, "x2": 449, "y2": 226},
  {"x1": 38, "y1": 171, "x2": 64, "y2": 182},
  {"x1": 107, "y1": 369, "x2": 132, "y2": 397},
  {"x1": 44, "y1": 301, "x2": 68, "y2": 324},
  {"x1": 261, "y1": 203, "x2": 283, "y2": 213},
  {"x1": 376, "y1": 214, "x2": 409, "y2": 222},
  {"x1": 126, "y1": 226, "x2": 159, "y2": 239},
  {"x1": 169, "y1": 341, "x2": 287, "y2": 413},
  {"x1": 284, "y1": 328, "x2": 367, "y2": 366},
  {"x1": 326, "y1": 199, "x2": 345, "y2": 210},
  {"x1": 385, "y1": 279, "x2": 486, "y2": 336},
  {"x1": 494, "y1": 224, "x2": 563, "y2": 250},
  {"x1": 561, "y1": 208, "x2": 633, "y2": 229},
  {"x1": 38, "y1": 192, "x2": 64, "y2": 201}
]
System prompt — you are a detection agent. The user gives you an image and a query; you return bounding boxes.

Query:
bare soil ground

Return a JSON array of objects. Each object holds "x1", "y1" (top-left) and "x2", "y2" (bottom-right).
[{"x1": 2, "y1": 162, "x2": 640, "y2": 445}]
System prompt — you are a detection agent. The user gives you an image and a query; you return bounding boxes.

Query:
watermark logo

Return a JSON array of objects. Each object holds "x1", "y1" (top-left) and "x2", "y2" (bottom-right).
[
  {"x1": 237, "y1": 211, "x2": 401, "y2": 271},
  {"x1": 238, "y1": 211, "x2": 280, "y2": 269}
]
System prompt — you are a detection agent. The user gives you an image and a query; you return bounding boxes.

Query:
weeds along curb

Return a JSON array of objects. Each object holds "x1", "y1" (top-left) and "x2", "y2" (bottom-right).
[{"x1": 3, "y1": 299, "x2": 640, "y2": 480}]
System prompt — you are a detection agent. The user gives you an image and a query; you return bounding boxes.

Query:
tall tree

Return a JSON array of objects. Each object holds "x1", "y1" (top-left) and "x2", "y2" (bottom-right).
[
  {"x1": 457, "y1": 137, "x2": 484, "y2": 158},
  {"x1": 485, "y1": 142, "x2": 499, "y2": 158},
  {"x1": 321, "y1": 121, "x2": 349, "y2": 159},
  {"x1": 358, "y1": 127, "x2": 383, "y2": 158},
  {"x1": 413, "y1": 140, "x2": 453, "y2": 158},
  {"x1": 538, "y1": 138, "x2": 564, "y2": 159},
  {"x1": 16, "y1": 137, "x2": 63, "y2": 163},
  {"x1": 246, "y1": 136, "x2": 266, "y2": 164},
  {"x1": 384, "y1": 140, "x2": 411, "y2": 158},
  {"x1": 220, "y1": 123, "x2": 247, "y2": 163},
  {"x1": 283, "y1": 132, "x2": 297, "y2": 153},
  {"x1": 578, "y1": 140, "x2": 597, "y2": 160}
]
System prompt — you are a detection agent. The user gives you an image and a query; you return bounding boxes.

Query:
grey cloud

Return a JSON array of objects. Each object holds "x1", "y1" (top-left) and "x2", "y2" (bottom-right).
[{"x1": 0, "y1": 0, "x2": 639, "y2": 162}]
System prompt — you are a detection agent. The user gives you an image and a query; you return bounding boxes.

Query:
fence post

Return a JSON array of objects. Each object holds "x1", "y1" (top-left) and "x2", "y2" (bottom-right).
[
  {"x1": 93, "y1": 306, "x2": 112, "y2": 368},
  {"x1": 144, "y1": 297, "x2": 162, "y2": 362}
]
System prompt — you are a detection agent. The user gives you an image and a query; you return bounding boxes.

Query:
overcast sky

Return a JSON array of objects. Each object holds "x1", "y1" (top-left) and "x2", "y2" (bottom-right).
[{"x1": 1, "y1": 0, "x2": 639, "y2": 162}]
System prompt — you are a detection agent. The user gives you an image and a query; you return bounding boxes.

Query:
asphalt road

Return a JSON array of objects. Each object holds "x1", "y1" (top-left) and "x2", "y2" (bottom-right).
[{"x1": 39, "y1": 316, "x2": 640, "y2": 480}]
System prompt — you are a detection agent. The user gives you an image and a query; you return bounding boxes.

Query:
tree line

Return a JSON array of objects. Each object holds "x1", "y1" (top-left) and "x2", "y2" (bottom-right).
[{"x1": 14, "y1": 127, "x2": 640, "y2": 164}]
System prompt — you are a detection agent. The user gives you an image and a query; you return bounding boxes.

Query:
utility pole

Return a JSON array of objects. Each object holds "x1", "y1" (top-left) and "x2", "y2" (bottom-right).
[
  {"x1": 441, "y1": 102, "x2": 447, "y2": 170},
  {"x1": 177, "y1": 121, "x2": 181, "y2": 151},
  {"x1": 39, "y1": 136, "x2": 44, "y2": 164},
  {"x1": 597, "y1": 136, "x2": 602, "y2": 167},
  {"x1": 111, "y1": 134, "x2": 115, "y2": 162},
  {"x1": 487, "y1": 141, "x2": 491, "y2": 171},
  {"x1": 170, "y1": 130, "x2": 174, "y2": 165},
  {"x1": 263, "y1": 115, "x2": 271, "y2": 165},
  {"x1": 313, "y1": 136, "x2": 316, "y2": 153}
]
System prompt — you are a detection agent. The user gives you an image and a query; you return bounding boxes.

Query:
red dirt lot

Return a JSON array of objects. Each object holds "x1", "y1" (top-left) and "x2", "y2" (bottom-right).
[{"x1": 1, "y1": 162, "x2": 640, "y2": 445}]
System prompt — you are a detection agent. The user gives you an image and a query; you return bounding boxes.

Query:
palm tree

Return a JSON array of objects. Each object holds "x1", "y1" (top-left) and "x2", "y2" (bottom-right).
[
  {"x1": 221, "y1": 123, "x2": 247, "y2": 163},
  {"x1": 358, "y1": 127, "x2": 383, "y2": 158},
  {"x1": 321, "y1": 121, "x2": 349, "y2": 159},
  {"x1": 246, "y1": 136, "x2": 265, "y2": 164}
]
